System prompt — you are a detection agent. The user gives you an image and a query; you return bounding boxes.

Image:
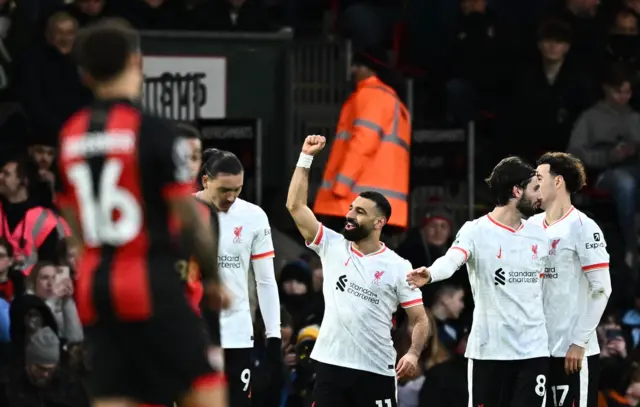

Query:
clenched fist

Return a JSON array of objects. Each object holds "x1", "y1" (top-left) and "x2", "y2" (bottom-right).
[{"x1": 302, "y1": 135, "x2": 326, "y2": 156}]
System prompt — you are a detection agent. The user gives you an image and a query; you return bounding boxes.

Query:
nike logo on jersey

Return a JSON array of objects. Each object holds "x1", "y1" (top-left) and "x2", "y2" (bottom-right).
[{"x1": 497, "y1": 246, "x2": 502, "y2": 259}]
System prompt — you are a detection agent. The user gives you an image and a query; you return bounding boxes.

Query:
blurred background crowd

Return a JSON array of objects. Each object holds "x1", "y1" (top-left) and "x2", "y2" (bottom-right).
[{"x1": 2, "y1": 0, "x2": 640, "y2": 406}]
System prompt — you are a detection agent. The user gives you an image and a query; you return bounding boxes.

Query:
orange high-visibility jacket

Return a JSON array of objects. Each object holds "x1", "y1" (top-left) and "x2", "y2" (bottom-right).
[{"x1": 313, "y1": 76, "x2": 411, "y2": 228}]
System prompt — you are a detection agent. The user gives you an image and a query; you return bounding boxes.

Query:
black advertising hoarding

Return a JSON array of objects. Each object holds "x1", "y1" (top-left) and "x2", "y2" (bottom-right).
[
  {"x1": 140, "y1": 30, "x2": 293, "y2": 189},
  {"x1": 197, "y1": 118, "x2": 263, "y2": 206}
]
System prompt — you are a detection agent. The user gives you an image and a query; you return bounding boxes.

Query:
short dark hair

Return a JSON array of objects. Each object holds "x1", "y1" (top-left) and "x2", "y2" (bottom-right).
[
  {"x1": 536, "y1": 152, "x2": 587, "y2": 194},
  {"x1": 603, "y1": 62, "x2": 632, "y2": 88},
  {"x1": 485, "y1": 156, "x2": 536, "y2": 206},
  {"x1": 74, "y1": 18, "x2": 140, "y2": 83},
  {"x1": 358, "y1": 191, "x2": 392, "y2": 221},
  {"x1": 433, "y1": 284, "x2": 463, "y2": 303},
  {"x1": 175, "y1": 122, "x2": 201, "y2": 140},
  {"x1": 200, "y1": 149, "x2": 243, "y2": 180},
  {"x1": 537, "y1": 19, "x2": 572, "y2": 44}
]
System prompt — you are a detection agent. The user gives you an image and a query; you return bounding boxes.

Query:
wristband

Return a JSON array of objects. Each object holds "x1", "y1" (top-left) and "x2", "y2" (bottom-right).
[{"x1": 297, "y1": 153, "x2": 314, "y2": 168}]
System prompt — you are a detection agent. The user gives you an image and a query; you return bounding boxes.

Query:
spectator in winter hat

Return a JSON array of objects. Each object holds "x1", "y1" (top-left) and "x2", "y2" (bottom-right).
[
  {"x1": 396, "y1": 206, "x2": 455, "y2": 270},
  {"x1": 25, "y1": 326, "x2": 60, "y2": 386}
]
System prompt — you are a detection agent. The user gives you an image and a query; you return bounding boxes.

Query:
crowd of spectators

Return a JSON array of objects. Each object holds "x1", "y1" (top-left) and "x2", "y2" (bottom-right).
[{"x1": 2, "y1": 0, "x2": 640, "y2": 407}]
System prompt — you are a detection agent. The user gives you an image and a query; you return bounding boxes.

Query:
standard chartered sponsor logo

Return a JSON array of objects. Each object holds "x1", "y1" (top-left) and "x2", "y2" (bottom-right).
[
  {"x1": 541, "y1": 267, "x2": 558, "y2": 279},
  {"x1": 219, "y1": 255, "x2": 241, "y2": 268},
  {"x1": 347, "y1": 281, "x2": 380, "y2": 304},
  {"x1": 506, "y1": 270, "x2": 539, "y2": 284}
]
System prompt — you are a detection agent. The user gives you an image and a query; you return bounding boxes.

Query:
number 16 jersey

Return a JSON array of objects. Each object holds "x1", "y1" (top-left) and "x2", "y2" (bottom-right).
[{"x1": 58, "y1": 99, "x2": 196, "y2": 324}]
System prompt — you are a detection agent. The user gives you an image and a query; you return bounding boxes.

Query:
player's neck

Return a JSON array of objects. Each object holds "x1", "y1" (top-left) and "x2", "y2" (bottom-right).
[
  {"x1": 93, "y1": 76, "x2": 141, "y2": 101},
  {"x1": 489, "y1": 206, "x2": 522, "y2": 230},
  {"x1": 352, "y1": 237, "x2": 382, "y2": 255},
  {"x1": 544, "y1": 196, "x2": 573, "y2": 224}
]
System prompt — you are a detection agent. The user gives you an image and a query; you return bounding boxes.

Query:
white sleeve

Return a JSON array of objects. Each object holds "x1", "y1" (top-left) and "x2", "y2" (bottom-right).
[
  {"x1": 429, "y1": 221, "x2": 473, "y2": 283},
  {"x1": 396, "y1": 260, "x2": 424, "y2": 309},
  {"x1": 572, "y1": 268, "x2": 612, "y2": 346},
  {"x1": 251, "y1": 211, "x2": 280, "y2": 338},
  {"x1": 572, "y1": 221, "x2": 611, "y2": 346},
  {"x1": 576, "y1": 219, "x2": 609, "y2": 272},
  {"x1": 252, "y1": 258, "x2": 281, "y2": 339},
  {"x1": 250, "y1": 210, "x2": 275, "y2": 261},
  {"x1": 305, "y1": 223, "x2": 344, "y2": 258}
]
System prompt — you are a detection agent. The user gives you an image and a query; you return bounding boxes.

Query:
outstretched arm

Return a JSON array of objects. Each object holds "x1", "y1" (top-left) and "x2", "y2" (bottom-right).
[{"x1": 286, "y1": 135, "x2": 326, "y2": 243}]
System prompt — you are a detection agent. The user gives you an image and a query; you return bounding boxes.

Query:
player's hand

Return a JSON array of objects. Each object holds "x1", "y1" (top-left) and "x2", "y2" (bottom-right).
[
  {"x1": 301, "y1": 135, "x2": 326, "y2": 156},
  {"x1": 406, "y1": 267, "x2": 431, "y2": 289},
  {"x1": 396, "y1": 352, "x2": 419, "y2": 379},
  {"x1": 204, "y1": 283, "x2": 231, "y2": 310},
  {"x1": 565, "y1": 344, "x2": 585, "y2": 375}
]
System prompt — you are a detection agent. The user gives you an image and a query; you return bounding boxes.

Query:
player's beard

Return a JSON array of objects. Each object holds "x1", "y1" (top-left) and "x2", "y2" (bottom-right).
[
  {"x1": 342, "y1": 218, "x2": 371, "y2": 241},
  {"x1": 516, "y1": 195, "x2": 539, "y2": 217}
]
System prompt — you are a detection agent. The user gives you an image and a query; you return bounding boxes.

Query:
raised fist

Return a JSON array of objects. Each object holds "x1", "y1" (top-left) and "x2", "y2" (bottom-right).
[{"x1": 302, "y1": 135, "x2": 326, "y2": 156}]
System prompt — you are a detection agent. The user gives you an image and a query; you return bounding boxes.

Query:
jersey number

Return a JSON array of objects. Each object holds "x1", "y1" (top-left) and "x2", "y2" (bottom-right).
[
  {"x1": 535, "y1": 374, "x2": 547, "y2": 407},
  {"x1": 67, "y1": 160, "x2": 142, "y2": 247},
  {"x1": 550, "y1": 385, "x2": 569, "y2": 406},
  {"x1": 240, "y1": 368, "x2": 251, "y2": 391},
  {"x1": 375, "y1": 400, "x2": 392, "y2": 407}
]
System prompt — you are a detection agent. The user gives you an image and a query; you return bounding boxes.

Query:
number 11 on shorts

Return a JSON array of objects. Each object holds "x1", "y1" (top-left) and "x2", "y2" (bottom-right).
[{"x1": 376, "y1": 399, "x2": 391, "y2": 407}]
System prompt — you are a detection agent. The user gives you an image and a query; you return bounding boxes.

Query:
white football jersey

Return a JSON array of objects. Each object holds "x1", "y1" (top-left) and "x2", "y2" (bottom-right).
[
  {"x1": 218, "y1": 198, "x2": 274, "y2": 348},
  {"x1": 307, "y1": 224, "x2": 423, "y2": 376},
  {"x1": 453, "y1": 215, "x2": 550, "y2": 360},
  {"x1": 528, "y1": 207, "x2": 609, "y2": 357}
]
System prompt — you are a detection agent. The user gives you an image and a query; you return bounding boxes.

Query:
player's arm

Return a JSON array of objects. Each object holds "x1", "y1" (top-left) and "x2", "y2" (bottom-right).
[
  {"x1": 396, "y1": 261, "x2": 429, "y2": 378},
  {"x1": 332, "y1": 89, "x2": 384, "y2": 198},
  {"x1": 397, "y1": 261, "x2": 428, "y2": 355},
  {"x1": 251, "y1": 211, "x2": 280, "y2": 340},
  {"x1": 406, "y1": 222, "x2": 474, "y2": 288},
  {"x1": 405, "y1": 305, "x2": 429, "y2": 357},
  {"x1": 286, "y1": 135, "x2": 326, "y2": 243},
  {"x1": 572, "y1": 222, "x2": 612, "y2": 348},
  {"x1": 56, "y1": 134, "x2": 85, "y2": 254}
]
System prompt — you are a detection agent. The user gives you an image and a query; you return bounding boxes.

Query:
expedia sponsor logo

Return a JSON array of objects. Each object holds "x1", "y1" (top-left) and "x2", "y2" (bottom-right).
[
  {"x1": 346, "y1": 281, "x2": 379, "y2": 304},
  {"x1": 219, "y1": 255, "x2": 241, "y2": 268},
  {"x1": 541, "y1": 267, "x2": 558, "y2": 279},
  {"x1": 585, "y1": 242, "x2": 605, "y2": 250}
]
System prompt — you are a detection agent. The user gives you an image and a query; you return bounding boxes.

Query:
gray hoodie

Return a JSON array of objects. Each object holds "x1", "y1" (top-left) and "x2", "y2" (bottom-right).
[{"x1": 567, "y1": 101, "x2": 640, "y2": 168}]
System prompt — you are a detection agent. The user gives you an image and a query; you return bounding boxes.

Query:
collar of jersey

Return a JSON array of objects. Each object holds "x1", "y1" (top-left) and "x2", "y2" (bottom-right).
[
  {"x1": 542, "y1": 206, "x2": 575, "y2": 229},
  {"x1": 486, "y1": 214, "x2": 524, "y2": 233},
  {"x1": 350, "y1": 242, "x2": 387, "y2": 257}
]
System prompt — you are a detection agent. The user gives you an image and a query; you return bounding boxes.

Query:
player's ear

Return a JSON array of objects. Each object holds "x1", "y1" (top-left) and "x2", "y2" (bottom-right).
[
  {"x1": 375, "y1": 217, "x2": 386, "y2": 230},
  {"x1": 555, "y1": 175, "x2": 564, "y2": 189},
  {"x1": 511, "y1": 185, "x2": 522, "y2": 199}
]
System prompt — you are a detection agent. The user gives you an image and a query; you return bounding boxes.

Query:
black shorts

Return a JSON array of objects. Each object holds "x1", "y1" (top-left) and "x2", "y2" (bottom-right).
[
  {"x1": 225, "y1": 348, "x2": 253, "y2": 407},
  {"x1": 546, "y1": 355, "x2": 599, "y2": 407},
  {"x1": 314, "y1": 361, "x2": 397, "y2": 407},
  {"x1": 85, "y1": 283, "x2": 223, "y2": 405},
  {"x1": 469, "y1": 357, "x2": 549, "y2": 407}
]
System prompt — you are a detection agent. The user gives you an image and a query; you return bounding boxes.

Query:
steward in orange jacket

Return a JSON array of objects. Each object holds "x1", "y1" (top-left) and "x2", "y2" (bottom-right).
[{"x1": 314, "y1": 49, "x2": 411, "y2": 229}]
